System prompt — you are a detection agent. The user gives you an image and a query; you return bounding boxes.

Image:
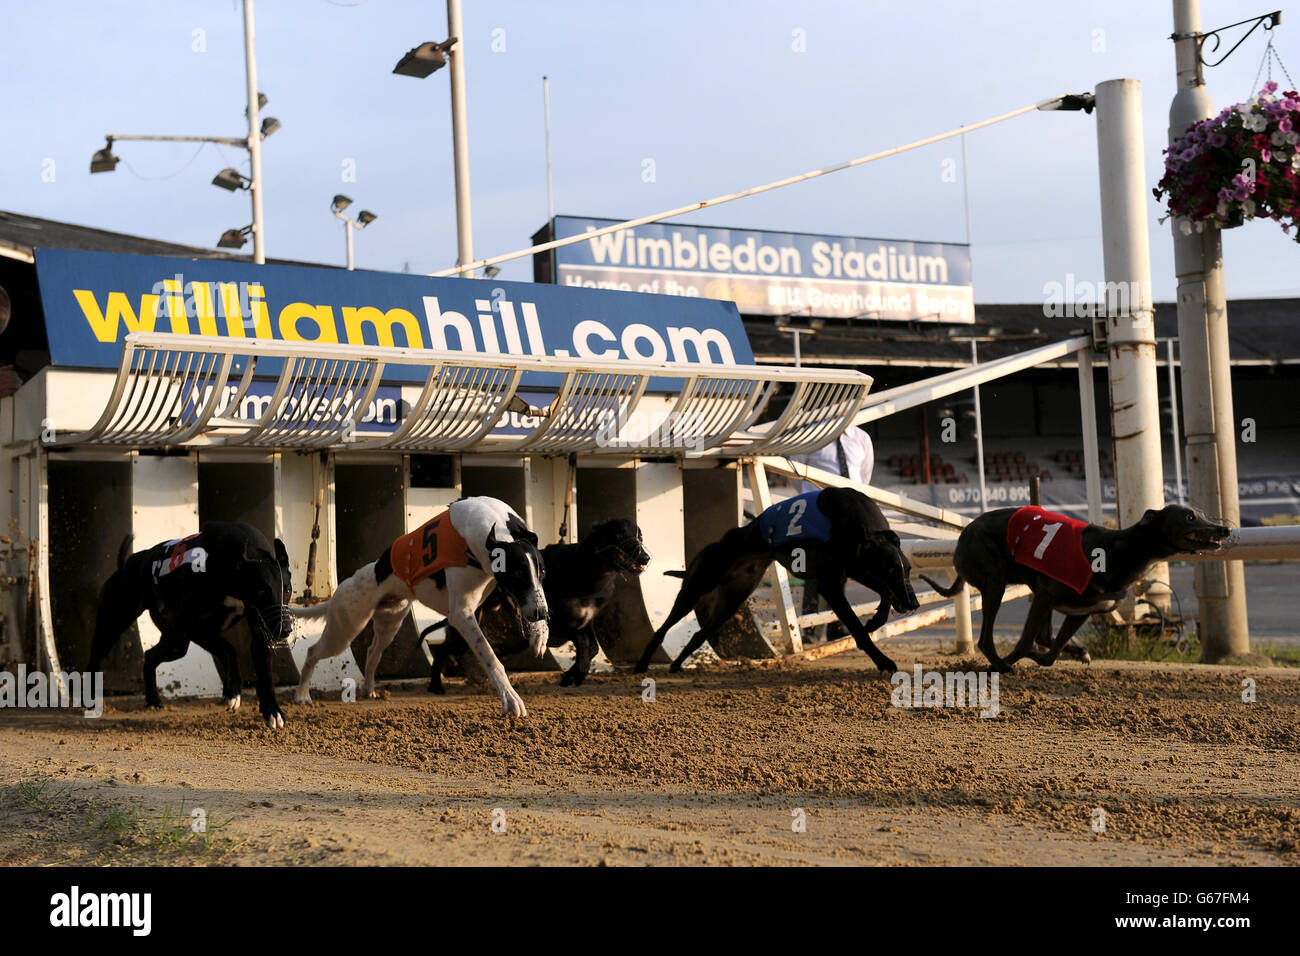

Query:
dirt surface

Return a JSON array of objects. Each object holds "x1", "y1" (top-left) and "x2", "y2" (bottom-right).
[{"x1": 1, "y1": 647, "x2": 1298, "y2": 866}]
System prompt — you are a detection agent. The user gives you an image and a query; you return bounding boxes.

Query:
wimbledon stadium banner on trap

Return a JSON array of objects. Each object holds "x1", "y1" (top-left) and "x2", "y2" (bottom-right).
[
  {"x1": 33, "y1": 248, "x2": 755, "y2": 382},
  {"x1": 546, "y1": 216, "x2": 974, "y2": 323}
]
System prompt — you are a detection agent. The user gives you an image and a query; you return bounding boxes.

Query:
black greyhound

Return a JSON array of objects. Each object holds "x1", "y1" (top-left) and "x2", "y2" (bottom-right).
[
  {"x1": 87, "y1": 522, "x2": 293, "y2": 728},
  {"x1": 633, "y1": 487, "x2": 920, "y2": 674},
  {"x1": 920, "y1": 504, "x2": 1231, "y2": 671},
  {"x1": 425, "y1": 518, "x2": 650, "y2": 691}
]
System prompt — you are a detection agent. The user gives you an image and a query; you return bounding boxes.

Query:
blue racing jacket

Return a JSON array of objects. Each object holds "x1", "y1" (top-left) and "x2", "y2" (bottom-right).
[{"x1": 757, "y1": 490, "x2": 834, "y2": 550}]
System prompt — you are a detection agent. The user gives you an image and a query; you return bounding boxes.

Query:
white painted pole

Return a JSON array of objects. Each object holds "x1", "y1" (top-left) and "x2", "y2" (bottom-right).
[
  {"x1": 1095, "y1": 77, "x2": 1169, "y2": 611},
  {"x1": 1077, "y1": 348, "x2": 1104, "y2": 524},
  {"x1": 543, "y1": 76, "x2": 555, "y2": 224},
  {"x1": 1165, "y1": 337, "x2": 1185, "y2": 504},
  {"x1": 242, "y1": 0, "x2": 266, "y2": 265},
  {"x1": 971, "y1": 339, "x2": 987, "y2": 512},
  {"x1": 446, "y1": 0, "x2": 474, "y2": 274},
  {"x1": 953, "y1": 583, "x2": 975, "y2": 655},
  {"x1": 344, "y1": 220, "x2": 354, "y2": 271},
  {"x1": 1169, "y1": 0, "x2": 1250, "y2": 659}
]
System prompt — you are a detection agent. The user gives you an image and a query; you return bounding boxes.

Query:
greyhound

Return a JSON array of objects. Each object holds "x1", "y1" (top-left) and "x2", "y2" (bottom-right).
[
  {"x1": 633, "y1": 487, "x2": 919, "y2": 674},
  {"x1": 289, "y1": 496, "x2": 548, "y2": 717},
  {"x1": 920, "y1": 504, "x2": 1232, "y2": 671},
  {"x1": 87, "y1": 522, "x2": 293, "y2": 728},
  {"x1": 425, "y1": 518, "x2": 650, "y2": 692}
]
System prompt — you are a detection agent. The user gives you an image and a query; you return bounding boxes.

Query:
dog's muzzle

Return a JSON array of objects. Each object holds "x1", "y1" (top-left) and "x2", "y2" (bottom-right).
[
  {"x1": 605, "y1": 540, "x2": 650, "y2": 573},
  {"x1": 894, "y1": 578, "x2": 920, "y2": 613},
  {"x1": 1185, "y1": 525, "x2": 1232, "y2": 551},
  {"x1": 251, "y1": 604, "x2": 296, "y2": 648},
  {"x1": 524, "y1": 618, "x2": 549, "y2": 656}
]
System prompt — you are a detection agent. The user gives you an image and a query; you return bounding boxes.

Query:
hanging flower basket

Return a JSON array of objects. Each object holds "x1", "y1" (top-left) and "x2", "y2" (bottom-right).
[{"x1": 1154, "y1": 82, "x2": 1300, "y2": 243}]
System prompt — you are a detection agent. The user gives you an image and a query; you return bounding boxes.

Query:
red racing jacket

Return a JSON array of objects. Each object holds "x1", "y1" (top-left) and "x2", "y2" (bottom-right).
[{"x1": 1005, "y1": 506, "x2": 1093, "y2": 595}]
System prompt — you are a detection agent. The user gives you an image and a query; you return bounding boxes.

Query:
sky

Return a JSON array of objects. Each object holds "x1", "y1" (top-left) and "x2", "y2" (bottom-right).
[{"x1": 2, "y1": 0, "x2": 1297, "y2": 302}]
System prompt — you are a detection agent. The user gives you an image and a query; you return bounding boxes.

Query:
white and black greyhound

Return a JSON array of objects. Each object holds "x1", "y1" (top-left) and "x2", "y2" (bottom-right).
[{"x1": 290, "y1": 496, "x2": 548, "y2": 716}]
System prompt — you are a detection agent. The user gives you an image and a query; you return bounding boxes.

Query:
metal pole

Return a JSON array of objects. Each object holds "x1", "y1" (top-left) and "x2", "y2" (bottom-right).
[
  {"x1": 1170, "y1": 0, "x2": 1250, "y2": 659},
  {"x1": 345, "y1": 220, "x2": 354, "y2": 271},
  {"x1": 446, "y1": 0, "x2": 473, "y2": 273},
  {"x1": 1077, "y1": 348, "x2": 1104, "y2": 524},
  {"x1": 242, "y1": 0, "x2": 266, "y2": 264},
  {"x1": 543, "y1": 75, "x2": 555, "y2": 224},
  {"x1": 1165, "y1": 337, "x2": 1185, "y2": 504},
  {"x1": 1095, "y1": 77, "x2": 1169, "y2": 612},
  {"x1": 433, "y1": 92, "x2": 1075, "y2": 277},
  {"x1": 960, "y1": 131, "x2": 973, "y2": 245},
  {"x1": 793, "y1": 329, "x2": 801, "y2": 367},
  {"x1": 953, "y1": 585, "x2": 975, "y2": 655},
  {"x1": 971, "y1": 339, "x2": 988, "y2": 512}
]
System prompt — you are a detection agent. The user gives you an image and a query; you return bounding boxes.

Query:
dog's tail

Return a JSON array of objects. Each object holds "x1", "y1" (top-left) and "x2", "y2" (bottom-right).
[
  {"x1": 918, "y1": 573, "x2": 965, "y2": 597},
  {"x1": 116, "y1": 533, "x2": 133, "y2": 570},
  {"x1": 419, "y1": 619, "x2": 450, "y2": 640},
  {"x1": 662, "y1": 569, "x2": 686, "y2": 578}
]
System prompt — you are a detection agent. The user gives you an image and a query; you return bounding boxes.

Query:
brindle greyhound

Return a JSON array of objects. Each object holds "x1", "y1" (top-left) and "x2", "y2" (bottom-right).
[
  {"x1": 920, "y1": 504, "x2": 1231, "y2": 671},
  {"x1": 633, "y1": 487, "x2": 919, "y2": 674}
]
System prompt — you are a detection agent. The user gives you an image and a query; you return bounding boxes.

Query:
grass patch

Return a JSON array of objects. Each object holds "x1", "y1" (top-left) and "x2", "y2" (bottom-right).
[
  {"x1": 1084, "y1": 621, "x2": 1201, "y2": 663},
  {"x1": 90, "y1": 800, "x2": 243, "y2": 863},
  {"x1": 12, "y1": 776, "x2": 75, "y2": 813},
  {"x1": 1, "y1": 777, "x2": 244, "y2": 864}
]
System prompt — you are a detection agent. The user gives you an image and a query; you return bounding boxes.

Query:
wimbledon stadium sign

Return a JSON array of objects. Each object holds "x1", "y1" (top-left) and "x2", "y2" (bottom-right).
[{"x1": 547, "y1": 216, "x2": 974, "y2": 323}]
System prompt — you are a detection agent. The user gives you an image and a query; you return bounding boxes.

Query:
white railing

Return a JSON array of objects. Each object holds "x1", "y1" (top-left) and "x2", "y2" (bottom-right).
[{"x1": 49, "y1": 332, "x2": 872, "y2": 457}]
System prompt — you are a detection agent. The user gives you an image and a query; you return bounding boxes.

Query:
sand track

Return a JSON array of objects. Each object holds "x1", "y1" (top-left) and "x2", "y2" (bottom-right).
[{"x1": 1, "y1": 652, "x2": 1297, "y2": 865}]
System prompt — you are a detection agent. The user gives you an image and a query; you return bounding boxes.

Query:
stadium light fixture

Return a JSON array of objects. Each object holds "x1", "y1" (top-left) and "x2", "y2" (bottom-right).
[
  {"x1": 212, "y1": 167, "x2": 250, "y2": 191},
  {"x1": 217, "y1": 225, "x2": 253, "y2": 250},
  {"x1": 392, "y1": 39, "x2": 455, "y2": 78},
  {"x1": 89, "y1": 140, "x2": 119, "y2": 173}
]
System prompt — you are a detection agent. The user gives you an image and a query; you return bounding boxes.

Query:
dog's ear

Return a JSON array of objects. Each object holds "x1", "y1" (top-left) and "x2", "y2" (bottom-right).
[
  {"x1": 505, "y1": 513, "x2": 539, "y2": 548},
  {"x1": 274, "y1": 538, "x2": 289, "y2": 567}
]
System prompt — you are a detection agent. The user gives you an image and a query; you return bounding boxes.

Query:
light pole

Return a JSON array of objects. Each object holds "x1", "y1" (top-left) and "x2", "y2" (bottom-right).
[
  {"x1": 330, "y1": 195, "x2": 377, "y2": 271},
  {"x1": 89, "y1": 0, "x2": 277, "y2": 263},
  {"x1": 393, "y1": 0, "x2": 473, "y2": 275},
  {"x1": 543, "y1": 75, "x2": 555, "y2": 224},
  {"x1": 241, "y1": 0, "x2": 267, "y2": 263}
]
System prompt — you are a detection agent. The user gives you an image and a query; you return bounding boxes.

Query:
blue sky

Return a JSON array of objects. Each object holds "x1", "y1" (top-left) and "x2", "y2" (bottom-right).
[{"x1": 2, "y1": 0, "x2": 1296, "y2": 301}]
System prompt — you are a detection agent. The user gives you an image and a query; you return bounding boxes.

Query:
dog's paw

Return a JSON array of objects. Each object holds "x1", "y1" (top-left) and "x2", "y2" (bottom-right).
[
  {"x1": 224, "y1": 694, "x2": 241, "y2": 713},
  {"x1": 500, "y1": 688, "x2": 528, "y2": 718}
]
